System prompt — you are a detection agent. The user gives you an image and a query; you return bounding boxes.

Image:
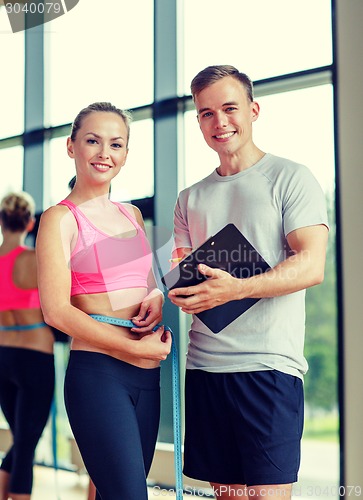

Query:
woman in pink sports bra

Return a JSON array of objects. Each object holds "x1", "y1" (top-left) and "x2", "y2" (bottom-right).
[
  {"x1": 36, "y1": 102, "x2": 172, "y2": 500},
  {"x1": 0, "y1": 192, "x2": 55, "y2": 500}
]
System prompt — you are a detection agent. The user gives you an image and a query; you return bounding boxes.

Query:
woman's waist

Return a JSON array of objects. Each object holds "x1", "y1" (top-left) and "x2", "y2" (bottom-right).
[
  {"x1": 0, "y1": 310, "x2": 51, "y2": 333},
  {"x1": 71, "y1": 311, "x2": 160, "y2": 369},
  {"x1": 71, "y1": 288, "x2": 148, "y2": 317},
  {"x1": 0, "y1": 308, "x2": 46, "y2": 325},
  {"x1": 67, "y1": 350, "x2": 160, "y2": 382},
  {"x1": 71, "y1": 340, "x2": 160, "y2": 369},
  {"x1": 0, "y1": 328, "x2": 54, "y2": 353}
]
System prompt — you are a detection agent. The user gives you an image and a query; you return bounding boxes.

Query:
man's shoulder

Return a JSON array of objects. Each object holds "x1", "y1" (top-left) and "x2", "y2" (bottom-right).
[
  {"x1": 261, "y1": 152, "x2": 306, "y2": 170},
  {"x1": 258, "y1": 153, "x2": 312, "y2": 182},
  {"x1": 178, "y1": 171, "x2": 215, "y2": 197}
]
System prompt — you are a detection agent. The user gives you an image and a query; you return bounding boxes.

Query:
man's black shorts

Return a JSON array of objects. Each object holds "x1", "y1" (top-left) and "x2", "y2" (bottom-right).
[{"x1": 183, "y1": 369, "x2": 304, "y2": 486}]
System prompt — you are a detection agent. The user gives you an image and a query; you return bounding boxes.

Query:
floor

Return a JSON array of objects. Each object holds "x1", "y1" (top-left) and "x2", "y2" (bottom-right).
[
  {"x1": 31, "y1": 466, "x2": 201, "y2": 500},
  {"x1": 21, "y1": 439, "x2": 341, "y2": 500},
  {"x1": 32, "y1": 467, "x2": 91, "y2": 500}
]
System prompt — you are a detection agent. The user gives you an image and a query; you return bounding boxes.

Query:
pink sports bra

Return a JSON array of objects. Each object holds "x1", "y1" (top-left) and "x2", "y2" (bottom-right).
[
  {"x1": 58, "y1": 200, "x2": 152, "y2": 296},
  {"x1": 0, "y1": 246, "x2": 41, "y2": 310}
]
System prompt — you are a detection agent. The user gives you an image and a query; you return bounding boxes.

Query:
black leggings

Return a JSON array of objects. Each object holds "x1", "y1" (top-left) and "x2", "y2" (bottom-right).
[
  {"x1": 64, "y1": 350, "x2": 161, "y2": 500},
  {"x1": 0, "y1": 346, "x2": 55, "y2": 494}
]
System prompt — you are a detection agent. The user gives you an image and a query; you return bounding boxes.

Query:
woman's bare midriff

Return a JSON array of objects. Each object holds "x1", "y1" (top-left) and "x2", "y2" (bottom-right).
[
  {"x1": 70, "y1": 288, "x2": 161, "y2": 369},
  {"x1": 0, "y1": 309, "x2": 54, "y2": 354}
]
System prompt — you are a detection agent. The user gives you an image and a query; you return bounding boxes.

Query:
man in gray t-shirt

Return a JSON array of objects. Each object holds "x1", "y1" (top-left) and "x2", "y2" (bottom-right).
[{"x1": 168, "y1": 65, "x2": 329, "y2": 499}]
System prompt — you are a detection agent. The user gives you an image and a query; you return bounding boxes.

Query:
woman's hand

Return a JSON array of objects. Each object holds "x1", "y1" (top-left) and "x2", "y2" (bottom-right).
[
  {"x1": 130, "y1": 288, "x2": 164, "y2": 333},
  {"x1": 135, "y1": 326, "x2": 172, "y2": 361}
]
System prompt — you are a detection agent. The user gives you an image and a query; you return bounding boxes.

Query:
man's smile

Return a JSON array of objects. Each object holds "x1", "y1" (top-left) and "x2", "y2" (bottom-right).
[{"x1": 214, "y1": 131, "x2": 236, "y2": 140}]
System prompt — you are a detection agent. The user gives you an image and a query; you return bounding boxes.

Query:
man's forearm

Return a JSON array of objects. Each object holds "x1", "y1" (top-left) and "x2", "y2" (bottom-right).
[{"x1": 234, "y1": 250, "x2": 325, "y2": 300}]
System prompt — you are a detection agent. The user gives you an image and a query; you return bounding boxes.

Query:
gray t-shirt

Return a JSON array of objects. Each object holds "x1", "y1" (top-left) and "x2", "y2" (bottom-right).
[{"x1": 173, "y1": 153, "x2": 329, "y2": 379}]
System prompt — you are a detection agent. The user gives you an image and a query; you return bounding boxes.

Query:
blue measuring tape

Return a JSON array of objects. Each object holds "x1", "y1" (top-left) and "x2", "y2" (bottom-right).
[
  {"x1": 89, "y1": 314, "x2": 184, "y2": 499},
  {"x1": 0, "y1": 322, "x2": 47, "y2": 331},
  {"x1": 51, "y1": 396, "x2": 62, "y2": 500}
]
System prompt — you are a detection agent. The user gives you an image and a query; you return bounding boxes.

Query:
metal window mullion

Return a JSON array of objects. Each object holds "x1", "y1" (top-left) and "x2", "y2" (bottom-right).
[
  {"x1": 153, "y1": 0, "x2": 182, "y2": 444},
  {"x1": 23, "y1": 21, "x2": 45, "y2": 210}
]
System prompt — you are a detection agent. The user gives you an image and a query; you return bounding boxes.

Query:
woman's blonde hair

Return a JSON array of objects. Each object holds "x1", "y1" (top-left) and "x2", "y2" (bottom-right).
[
  {"x1": 70, "y1": 102, "x2": 132, "y2": 147},
  {"x1": 0, "y1": 191, "x2": 35, "y2": 232}
]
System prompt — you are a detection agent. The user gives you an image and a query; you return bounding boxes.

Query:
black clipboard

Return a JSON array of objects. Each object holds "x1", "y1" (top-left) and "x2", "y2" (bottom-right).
[{"x1": 161, "y1": 224, "x2": 271, "y2": 333}]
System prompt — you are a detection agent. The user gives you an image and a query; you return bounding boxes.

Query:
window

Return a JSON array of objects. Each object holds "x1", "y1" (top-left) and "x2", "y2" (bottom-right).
[
  {"x1": 0, "y1": 10, "x2": 24, "y2": 138},
  {"x1": 183, "y1": 0, "x2": 332, "y2": 94},
  {"x1": 254, "y1": 85, "x2": 335, "y2": 193},
  {"x1": 184, "y1": 85, "x2": 335, "y2": 192},
  {"x1": 184, "y1": 109, "x2": 218, "y2": 187},
  {"x1": 0, "y1": 146, "x2": 24, "y2": 204},
  {"x1": 48, "y1": 136, "x2": 77, "y2": 206},
  {"x1": 253, "y1": 86, "x2": 339, "y2": 483},
  {"x1": 110, "y1": 118, "x2": 154, "y2": 202},
  {"x1": 47, "y1": 118, "x2": 154, "y2": 207},
  {"x1": 183, "y1": 83, "x2": 339, "y2": 494},
  {"x1": 44, "y1": 0, "x2": 154, "y2": 126},
  {"x1": 0, "y1": 0, "x2": 341, "y2": 489}
]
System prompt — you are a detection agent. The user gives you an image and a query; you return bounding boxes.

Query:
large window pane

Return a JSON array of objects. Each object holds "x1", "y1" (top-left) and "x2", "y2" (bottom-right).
[
  {"x1": 0, "y1": 145, "x2": 24, "y2": 205},
  {"x1": 47, "y1": 136, "x2": 77, "y2": 207},
  {"x1": 44, "y1": 0, "x2": 153, "y2": 126},
  {"x1": 185, "y1": 85, "x2": 335, "y2": 192},
  {"x1": 111, "y1": 119, "x2": 154, "y2": 201},
  {"x1": 183, "y1": 0, "x2": 332, "y2": 94},
  {"x1": 184, "y1": 110, "x2": 218, "y2": 187},
  {"x1": 0, "y1": 10, "x2": 24, "y2": 138},
  {"x1": 254, "y1": 85, "x2": 338, "y2": 494},
  {"x1": 254, "y1": 85, "x2": 335, "y2": 194},
  {"x1": 183, "y1": 84, "x2": 338, "y2": 496},
  {"x1": 47, "y1": 119, "x2": 154, "y2": 207}
]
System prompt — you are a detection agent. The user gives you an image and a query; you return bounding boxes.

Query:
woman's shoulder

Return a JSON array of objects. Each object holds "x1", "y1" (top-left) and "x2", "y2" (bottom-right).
[
  {"x1": 38, "y1": 203, "x2": 67, "y2": 222},
  {"x1": 117, "y1": 202, "x2": 144, "y2": 226},
  {"x1": 14, "y1": 246, "x2": 36, "y2": 275},
  {"x1": 122, "y1": 202, "x2": 141, "y2": 216},
  {"x1": 38, "y1": 203, "x2": 78, "y2": 244},
  {"x1": 17, "y1": 246, "x2": 35, "y2": 259}
]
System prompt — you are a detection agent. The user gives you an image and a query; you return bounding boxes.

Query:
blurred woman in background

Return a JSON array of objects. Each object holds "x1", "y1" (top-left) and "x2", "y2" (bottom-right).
[{"x1": 0, "y1": 192, "x2": 55, "y2": 500}]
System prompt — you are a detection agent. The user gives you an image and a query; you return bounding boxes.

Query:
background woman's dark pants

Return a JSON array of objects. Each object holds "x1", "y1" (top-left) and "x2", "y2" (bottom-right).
[{"x1": 0, "y1": 347, "x2": 55, "y2": 494}]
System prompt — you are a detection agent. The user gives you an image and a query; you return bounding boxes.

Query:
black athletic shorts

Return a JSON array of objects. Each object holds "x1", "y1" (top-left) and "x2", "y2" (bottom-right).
[{"x1": 183, "y1": 369, "x2": 304, "y2": 486}]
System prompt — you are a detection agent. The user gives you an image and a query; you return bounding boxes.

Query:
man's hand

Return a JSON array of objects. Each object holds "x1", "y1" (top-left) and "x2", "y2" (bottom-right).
[
  {"x1": 168, "y1": 264, "x2": 239, "y2": 314},
  {"x1": 169, "y1": 225, "x2": 328, "y2": 315}
]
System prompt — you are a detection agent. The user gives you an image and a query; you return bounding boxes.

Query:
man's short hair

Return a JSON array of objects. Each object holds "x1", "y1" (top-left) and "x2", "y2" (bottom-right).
[{"x1": 191, "y1": 65, "x2": 254, "y2": 102}]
